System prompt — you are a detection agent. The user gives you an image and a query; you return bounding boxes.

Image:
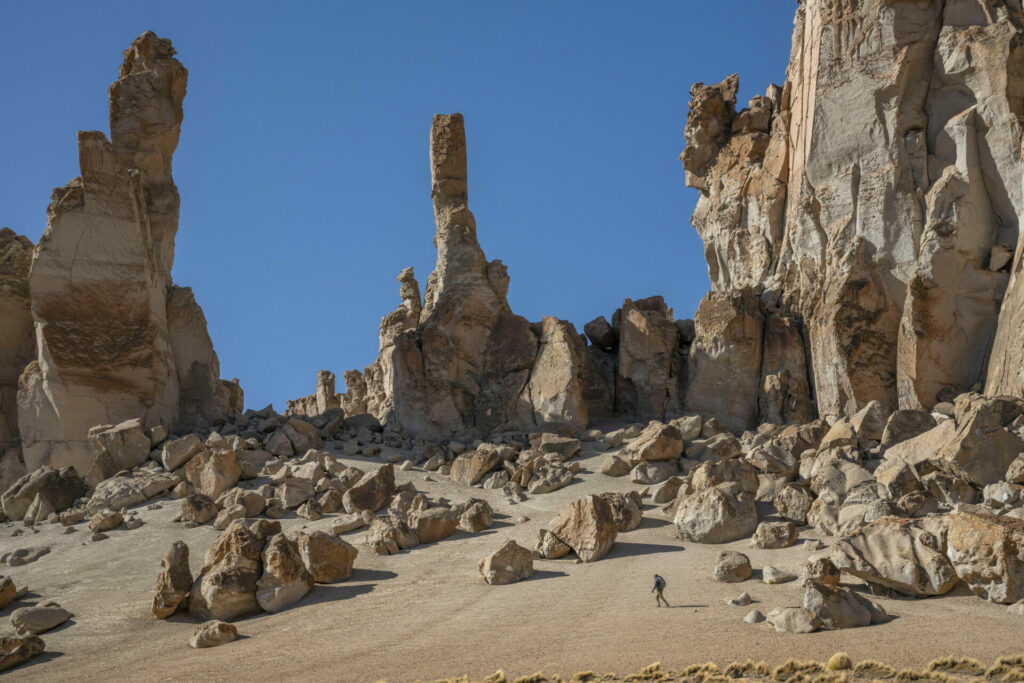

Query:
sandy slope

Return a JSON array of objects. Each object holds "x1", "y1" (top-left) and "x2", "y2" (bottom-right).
[{"x1": 1, "y1": 442, "x2": 1022, "y2": 682}]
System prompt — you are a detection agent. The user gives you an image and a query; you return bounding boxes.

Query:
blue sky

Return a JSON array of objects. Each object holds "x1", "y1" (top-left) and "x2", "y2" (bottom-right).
[{"x1": 0, "y1": 1, "x2": 795, "y2": 411}]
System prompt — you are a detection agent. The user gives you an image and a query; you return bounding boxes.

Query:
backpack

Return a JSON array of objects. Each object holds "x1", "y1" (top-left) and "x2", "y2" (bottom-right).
[{"x1": 654, "y1": 575, "x2": 665, "y2": 590}]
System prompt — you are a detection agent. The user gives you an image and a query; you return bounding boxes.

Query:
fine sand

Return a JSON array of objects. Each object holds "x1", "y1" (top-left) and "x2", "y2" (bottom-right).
[{"x1": 2, "y1": 441, "x2": 1023, "y2": 682}]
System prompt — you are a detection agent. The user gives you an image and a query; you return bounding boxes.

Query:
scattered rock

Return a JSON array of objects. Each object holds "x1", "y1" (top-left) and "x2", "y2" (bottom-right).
[
  {"x1": 256, "y1": 534, "x2": 314, "y2": 613},
  {"x1": 762, "y1": 566, "x2": 797, "y2": 585},
  {"x1": 713, "y1": 551, "x2": 752, "y2": 583},
  {"x1": 88, "y1": 509, "x2": 123, "y2": 533},
  {"x1": 727, "y1": 591, "x2": 752, "y2": 606},
  {"x1": 546, "y1": 495, "x2": 618, "y2": 562},
  {"x1": 189, "y1": 620, "x2": 238, "y2": 648},
  {"x1": 153, "y1": 541, "x2": 192, "y2": 619},
  {"x1": 296, "y1": 531, "x2": 358, "y2": 583},
  {"x1": 765, "y1": 607, "x2": 821, "y2": 634},
  {"x1": 752, "y1": 521, "x2": 798, "y2": 549},
  {"x1": 479, "y1": 540, "x2": 534, "y2": 585},
  {"x1": 10, "y1": 602, "x2": 72, "y2": 635}
]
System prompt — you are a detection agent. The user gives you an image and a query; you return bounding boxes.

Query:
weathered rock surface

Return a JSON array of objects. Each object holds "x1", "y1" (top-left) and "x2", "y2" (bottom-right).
[
  {"x1": 189, "y1": 620, "x2": 238, "y2": 649},
  {"x1": 152, "y1": 541, "x2": 192, "y2": 618},
  {"x1": 830, "y1": 517, "x2": 959, "y2": 596},
  {"x1": 546, "y1": 494, "x2": 617, "y2": 562},
  {"x1": 681, "y1": 0, "x2": 1024, "y2": 424},
  {"x1": 1, "y1": 466, "x2": 85, "y2": 521},
  {"x1": 188, "y1": 553, "x2": 261, "y2": 621},
  {"x1": 296, "y1": 531, "x2": 357, "y2": 584},
  {"x1": 947, "y1": 510, "x2": 1024, "y2": 604},
  {"x1": 803, "y1": 580, "x2": 887, "y2": 630},
  {"x1": 11, "y1": 602, "x2": 72, "y2": 635},
  {"x1": 16, "y1": 31, "x2": 239, "y2": 478},
  {"x1": 0, "y1": 228, "x2": 35, "y2": 492},
  {"x1": 256, "y1": 534, "x2": 313, "y2": 613},
  {"x1": 479, "y1": 540, "x2": 534, "y2": 585},
  {"x1": 342, "y1": 464, "x2": 395, "y2": 513},
  {"x1": 674, "y1": 482, "x2": 757, "y2": 544}
]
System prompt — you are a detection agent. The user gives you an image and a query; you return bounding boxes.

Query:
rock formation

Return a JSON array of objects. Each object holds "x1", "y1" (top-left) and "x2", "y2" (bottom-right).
[
  {"x1": 14, "y1": 31, "x2": 240, "y2": 476},
  {"x1": 682, "y1": 1, "x2": 1024, "y2": 428},
  {"x1": 0, "y1": 228, "x2": 35, "y2": 490}
]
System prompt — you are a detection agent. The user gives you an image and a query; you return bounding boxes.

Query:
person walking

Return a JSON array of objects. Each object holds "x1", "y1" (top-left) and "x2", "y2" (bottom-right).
[{"x1": 652, "y1": 574, "x2": 669, "y2": 607}]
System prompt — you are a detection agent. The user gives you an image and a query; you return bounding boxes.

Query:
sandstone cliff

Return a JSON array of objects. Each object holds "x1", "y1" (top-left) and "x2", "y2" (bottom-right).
[
  {"x1": 13, "y1": 32, "x2": 241, "y2": 479},
  {"x1": 0, "y1": 228, "x2": 35, "y2": 489},
  {"x1": 683, "y1": 0, "x2": 1024, "y2": 427}
]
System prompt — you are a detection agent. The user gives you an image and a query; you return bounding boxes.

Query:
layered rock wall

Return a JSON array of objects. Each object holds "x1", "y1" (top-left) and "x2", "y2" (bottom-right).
[
  {"x1": 683, "y1": 0, "x2": 1024, "y2": 426},
  {"x1": 14, "y1": 32, "x2": 240, "y2": 475},
  {"x1": 0, "y1": 229, "x2": 35, "y2": 488}
]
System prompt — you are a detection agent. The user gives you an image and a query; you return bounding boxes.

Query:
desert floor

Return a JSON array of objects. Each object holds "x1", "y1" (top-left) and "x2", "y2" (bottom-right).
[{"x1": 2, "y1": 441, "x2": 1023, "y2": 682}]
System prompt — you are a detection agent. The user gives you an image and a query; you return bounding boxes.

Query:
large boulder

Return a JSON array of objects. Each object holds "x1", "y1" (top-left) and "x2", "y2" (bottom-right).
[
  {"x1": 342, "y1": 464, "x2": 395, "y2": 513},
  {"x1": 946, "y1": 511, "x2": 1024, "y2": 603},
  {"x1": 152, "y1": 541, "x2": 193, "y2": 619},
  {"x1": 1, "y1": 466, "x2": 86, "y2": 521},
  {"x1": 10, "y1": 602, "x2": 72, "y2": 635},
  {"x1": 830, "y1": 516, "x2": 959, "y2": 596},
  {"x1": 547, "y1": 494, "x2": 618, "y2": 562},
  {"x1": 934, "y1": 395, "x2": 1024, "y2": 486},
  {"x1": 161, "y1": 434, "x2": 202, "y2": 471},
  {"x1": 365, "y1": 515, "x2": 419, "y2": 555},
  {"x1": 674, "y1": 482, "x2": 757, "y2": 544},
  {"x1": 183, "y1": 450, "x2": 241, "y2": 499},
  {"x1": 599, "y1": 491, "x2": 643, "y2": 532},
  {"x1": 85, "y1": 419, "x2": 152, "y2": 482},
  {"x1": 713, "y1": 551, "x2": 751, "y2": 582},
  {"x1": 296, "y1": 531, "x2": 357, "y2": 584},
  {"x1": 453, "y1": 498, "x2": 494, "y2": 532},
  {"x1": 623, "y1": 422, "x2": 683, "y2": 464},
  {"x1": 803, "y1": 579, "x2": 887, "y2": 629},
  {"x1": 408, "y1": 508, "x2": 460, "y2": 544},
  {"x1": 256, "y1": 534, "x2": 313, "y2": 613},
  {"x1": 188, "y1": 553, "x2": 261, "y2": 621},
  {"x1": 479, "y1": 540, "x2": 534, "y2": 585}
]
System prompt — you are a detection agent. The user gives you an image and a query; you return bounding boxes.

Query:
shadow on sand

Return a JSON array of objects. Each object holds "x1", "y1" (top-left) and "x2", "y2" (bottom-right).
[{"x1": 607, "y1": 541, "x2": 685, "y2": 559}]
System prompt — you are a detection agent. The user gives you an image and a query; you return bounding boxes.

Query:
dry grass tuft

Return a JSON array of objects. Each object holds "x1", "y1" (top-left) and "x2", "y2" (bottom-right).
[
  {"x1": 772, "y1": 660, "x2": 825, "y2": 682},
  {"x1": 724, "y1": 660, "x2": 769, "y2": 678},
  {"x1": 827, "y1": 654, "x2": 852, "y2": 672},
  {"x1": 925, "y1": 656, "x2": 984, "y2": 676},
  {"x1": 852, "y1": 660, "x2": 896, "y2": 679}
]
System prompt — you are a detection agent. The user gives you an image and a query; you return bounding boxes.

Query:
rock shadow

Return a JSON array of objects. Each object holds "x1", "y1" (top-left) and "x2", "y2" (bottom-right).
[
  {"x1": 528, "y1": 570, "x2": 568, "y2": 581},
  {"x1": 297, "y1": 582, "x2": 376, "y2": 607},
  {"x1": 606, "y1": 541, "x2": 685, "y2": 558},
  {"x1": 350, "y1": 568, "x2": 398, "y2": 582},
  {"x1": 638, "y1": 516, "x2": 672, "y2": 530}
]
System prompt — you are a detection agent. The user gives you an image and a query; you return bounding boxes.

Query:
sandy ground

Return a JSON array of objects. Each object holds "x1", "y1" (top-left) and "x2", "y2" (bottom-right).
[{"x1": 2, "y1": 441, "x2": 1023, "y2": 682}]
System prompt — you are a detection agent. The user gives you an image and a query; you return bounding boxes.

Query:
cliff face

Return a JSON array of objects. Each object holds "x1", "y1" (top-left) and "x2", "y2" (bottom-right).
[
  {"x1": 684, "y1": 0, "x2": 1024, "y2": 425},
  {"x1": 14, "y1": 32, "x2": 241, "y2": 477}
]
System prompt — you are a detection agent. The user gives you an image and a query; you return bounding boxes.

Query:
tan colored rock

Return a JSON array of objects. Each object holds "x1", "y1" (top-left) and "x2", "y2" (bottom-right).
[
  {"x1": 342, "y1": 464, "x2": 395, "y2": 513},
  {"x1": 17, "y1": 32, "x2": 238, "y2": 475},
  {"x1": 623, "y1": 422, "x2": 683, "y2": 464},
  {"x1": 517, "y1": 317, "x2": 588, "y2": 433},
  {"x1": 408, "y1": 507, "x2": 460, "y2": 544},
  {"x1": 674, "y1": 483, "x2": 757, "y2": 544},
  {"x1": 830, "y1": 516, "x2": 958, "y2": 596},
  {"x1": 0, "y1": 228, "x2": 35, "y2": 493},
  {"x1": 256, "y1": 533, "x2": 313, "y2": 613},
  {"x1": 296, "y1": 531, "x2": 357, "y2": 584},
  {"x1": 615, "y1": 296, "x2": 682, "y2": 421},
  {"x1": 946, "y1": 510, "x2": 1024, "y2": 604},
  {"x1": 189, "y1": 620, "x2": 238, "y2": 649},
  {"x1": 178, "y1": 493, "x2": 217, "y2": 525},
  {"x1": 0, "y1": 634, "x2": 46, "y2": 673},
  {"x1": 0, "y1": 466, "x2": 86, "y2": 521},
  {"x1": 89, "y1": 509, "x2": 123, "y2": 533},
  {"x1": 183, "y1": 450, "x2": 241, "y2": 499},
  {"x1": 599, "y1": 491, "x2": 643, "y2": 532},
  {"x1": 0, "y1": 577, "x2": 16, "y2": 611},
  {"x1": 453, "y1": 498, "x2": 494, "y2": 532},
  {"x1": 713, "y1": 551, "x2": 751, "y2": 583},
  {"x1": 547, "y1": 494, "x2": 617, "y2": 562},
  {"x1": 188, "y1": 553, "x2": 260, "y2": 621},
  {"x1": 752, "y1": 521, "x2": 798, "y2": 549},
  {"x1": 449, "y1": 449, "x2": 503, "y2": 486},
  {"x1": 160, "y1": 433, "x2": 202, "y2": 471},
  {"x1": 152, "y1": 540, "x2": 192, "y2": 618},
  {"x1": 765, "y1": 607, "x2": 820, "y2": 634},
  {"x1": 10, "y1": 602, "x2": 71, "y2": 635},
  {"x1": 365, "y1": 515, "x2": 419, "y2": 555},
  {"x1": 773, "y1": 482, "x2": 813, "y2": 525},
  {"x1": 535, "y1": 528, "x2": 571, "y2": 559},
  {"x1": 803, "y1": 580, "x2": 886, "y2": 630},
  {"x1": 479, "y1": 540, "x2": 534, "y2": 585}
]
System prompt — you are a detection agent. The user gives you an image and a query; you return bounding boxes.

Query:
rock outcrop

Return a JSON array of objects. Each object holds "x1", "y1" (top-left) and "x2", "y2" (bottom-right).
[
  {"x1": 15, "y1": 31, "x2": 240, "y2": 478},
  {"x1": 0, "y1": 228, "x2": 35, "y2": 491},
  {"x1": 682, "y1": 1, "x2": 1024, "y2": 426}
]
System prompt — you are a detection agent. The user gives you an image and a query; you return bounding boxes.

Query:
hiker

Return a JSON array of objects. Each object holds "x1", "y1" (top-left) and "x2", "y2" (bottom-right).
[{"x1": 652, "y1": 574, "x2": 669, "y2": 607}]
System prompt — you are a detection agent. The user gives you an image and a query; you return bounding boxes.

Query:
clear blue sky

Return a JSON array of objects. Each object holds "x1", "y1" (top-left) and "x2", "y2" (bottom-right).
[{"x1": 0, "y1": 1, "x2": 795, "y2": 411}]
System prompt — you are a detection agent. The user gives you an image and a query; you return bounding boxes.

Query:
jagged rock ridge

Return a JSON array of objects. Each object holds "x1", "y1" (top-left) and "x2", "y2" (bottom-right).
[{"x1": 683, "y1": 0, "x2": 1024, "y2": 427}]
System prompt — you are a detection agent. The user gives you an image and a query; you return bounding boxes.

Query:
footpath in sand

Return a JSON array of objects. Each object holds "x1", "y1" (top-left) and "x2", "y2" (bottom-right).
[{"x1": 1, "y1": 442, "x2": 1023, "y2": 682}]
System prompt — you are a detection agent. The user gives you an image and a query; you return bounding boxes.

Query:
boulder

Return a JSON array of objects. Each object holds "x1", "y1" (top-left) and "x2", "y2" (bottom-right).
[
  {"x1": 0, "y1": 635, "x2": 45, "y2": 673},
  {"x1": 256, "y1": 534, "x2": 314, "y2": 613},
  {"x1": 600, "y1": 455, "x2": 632, "y2": 477},
  {"x1": 408, "y1": 508, "x2": 460, "y2": 544},
  {"x1": 152, "y1": 540, "x2": 192, "y2": 618},
  {"x1": 85, "y1": 419, "x2": 152, "y2": 481},
  {"x1": 89, "y1": 509, "x2": 123, "y2": 533},
  {"x1": 90, "y1": 470, "x2": 179, "y2": 510},
  {"x1": 674, "y1": 483, "x2": 757, "y2": 544},
  {"x1": 449, "y1": 449, "x2": 504, "y2": 486},
  {"x1": 713, "y1": 551, "x2": 751, "y2": 582},
  {"x1": 365, "y1": 516, "x2": 419, "y2": 555},
  {"x1": 946, "y1": 510, "x2": 1024, "y2": 603},
  {"x1": 880, "y1": 410, "x2": 936, "y2": 450},
  {"x1": 599, "y1": 491, "x2": 643, "y2": 532},
  {"x1": 189, "y1": 620, "x2": 238, "y2": 648},
  {"x1": 803, "y1": 579, "x2": 887, "y2": 629},
  {"x1": 453, "y1": 498, "x2": 494, "y2": 532},
  {"x1": 762, "y1": 566, "x2": 797, "y2": 584},
  {"x1": 278, "y1": 479, "x2": 315, "y2": 509},
  {"x1": 178, "y1": 494, "x2": 217, "y2": 525},
  {"x1": 479, "y1": 540, "x2": 534, "y2": 585},
  {"x1": 935, "y1": 395, "x2": 1024, "y2": 486},
  {"x1": 0, "y1": 577, "x2": 17, "y2": 610},
  {"x1": 528, "y1": 461, "x2": 576, "y2": 493},
  {"x1": 583, "y1": 316, "x2": 617, "y2": 350},
  {"x1": 773, "y1": 483, "x2": 814, "y2": 525},
  {"x1": 183, "y1": 450, "x2": 241, "y2": 499},
  {"x1": 207, "y1": 519, "x2": 278, "y2": 566},
  {"x1": 752, "y1": 521, "x2": 798, "y2": 549},
  {"x1": 188, "y1": 553, "x2": 261, "y2": 621},
  {"x1": 296, "y1": 531, "x2": 358, "y2": 583},
  {"x1": 623, "y1": 422, "x2": 683, "y2": 464},
  {"x1": 629, "y1": 461, "x2": 677, "y2": 486},
  {"x1": 342, "y1": 464, "x2": 395, "y2": 513},
  {"x1": 649, "y1": 477, "x2": 683, "y2": 505},
  {"x1": 547, "y1": 494, "x2": 617, "y2": 562},
  {"x1": 689, "y1": 458, "x2": 758, "y2": 496},
  {"x1": 535, "y1": 529, "x2": 571, "y2": 559},
  {"x1": 10, "y1": 602, "x2": 72, "y2": 635},
  {"x1": 802, "y1": 557, "x2": 841, "y2": 587},
  {"x1": 1, "y1": 466, "x2": 86, "y2": 521},
  {"x1": 765, "y1": 607, "x2": 821, "y2": 634},
  {"x1": 160, "y1": 434, "x2": 202, "y2": 471},
  {"x1": 830, "y1": 517, "x2": 958, "y2": 596}
]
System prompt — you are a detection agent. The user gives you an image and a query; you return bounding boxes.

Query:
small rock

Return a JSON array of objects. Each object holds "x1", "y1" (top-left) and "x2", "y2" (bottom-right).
[
  {"x1": 726, "y1": 591, "x2": 752, "y2": 606},
  {"x1": 10, "y1": 602, "x2": 72, "y2": 635},
  {"x1": 91, "y1": 533, "x2": 109, "y2": 542},
  {"x1": 743, "y1": 609, "x2": 765, "y2": 624},
  {"x1": 189, "y1": 620, "x2": 238, "y2": 648},
  {"x1": 713, "y1": 551, "x2": 752, "y2": 583},
  {"x1": 479, "y1": 540, "x2": 534, "y2": 585},
  {"x1": 762, "y1": 566, "x2": 798, "y2": 584},
  {"x1": 88, "y1": 509, "x2": 123, "y2": 533}
]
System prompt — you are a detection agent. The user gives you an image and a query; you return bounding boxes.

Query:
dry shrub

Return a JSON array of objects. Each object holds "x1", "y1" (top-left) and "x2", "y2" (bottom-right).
[
  {"x1": 852, "y1": 660, "x2": 895, "y2": 679},
  {"x1": 772, "y1": 660, "x2": 824, "y2": 682}
]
